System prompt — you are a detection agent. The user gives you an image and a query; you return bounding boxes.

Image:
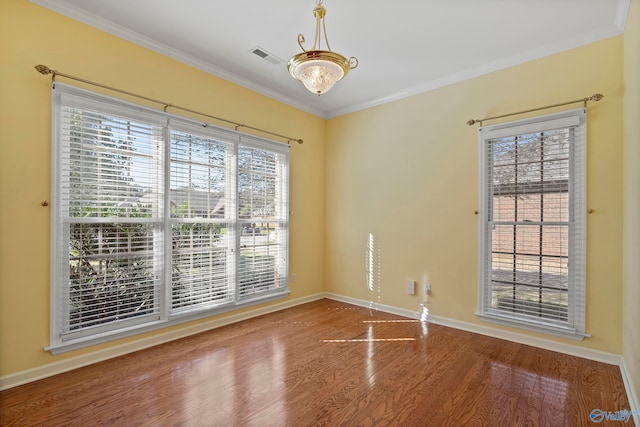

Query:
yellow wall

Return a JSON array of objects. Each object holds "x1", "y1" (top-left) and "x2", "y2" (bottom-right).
[
  {"x1": 624, "y1": 0, "x2": 640, "y2": 404},
  {"x1": 0, "y1": 0, "x2": 633, "y2": 385},
  {"x1": 326, "y1": 36, "x2": 624, "y2": 354},
  {"x1": 0, "y1": 0, "x2": 325, "y2": 376}
]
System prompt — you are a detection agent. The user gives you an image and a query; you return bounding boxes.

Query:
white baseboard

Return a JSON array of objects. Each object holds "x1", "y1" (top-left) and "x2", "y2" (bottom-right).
[
  {"x1": 0, "y1": 293, "x2": 325, "y2": 391},
  {"x1": 426, "y1": 314, "x2": 622, "y2": 365},
  {"x1": 428, "y1": 311, "x2": 640, "y2": 419},
  {"x1": 324, "y1": 292, "x2": 640, "y2": 418},
  {"x1": 324, "y1": 293, "x2": 621, "y2": 364},
  {"x1": 620, "y1": 359, "x2": 640, "y2": 424},
  {"x1": 323, "y1": 293, "x2": 421, "y2": 319},
  {"x1": 3, "y1": 291, "x2": 638, "y2": 421}
]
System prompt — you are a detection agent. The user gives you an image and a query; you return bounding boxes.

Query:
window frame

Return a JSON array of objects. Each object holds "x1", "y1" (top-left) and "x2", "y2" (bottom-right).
[
  {"x1": 48, "y1": 83, "x2": 290, "y2": 354},
  {"x1": 476, "y1": 108, "x2": 587, "y2": 340}
]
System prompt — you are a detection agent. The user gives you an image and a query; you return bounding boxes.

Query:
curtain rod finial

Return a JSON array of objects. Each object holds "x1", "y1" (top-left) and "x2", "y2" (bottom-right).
[
  {"x1": 467, "y1": 119, "x2": 477, "y2": 126},
  {"x1": 35, "y1": 64, "x2": 52, "y2": 75},
  {"x1": 32, "y1": 64, "x2": 303, "y2": 144},
  {"x1": 590, "y1": 93, "x2": 604, "y2": 102}
]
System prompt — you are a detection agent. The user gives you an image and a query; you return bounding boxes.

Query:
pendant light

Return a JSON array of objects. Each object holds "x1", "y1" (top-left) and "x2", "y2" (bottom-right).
[{"x1": 288, "y1": 0, "x2": 358, "y2": 96}]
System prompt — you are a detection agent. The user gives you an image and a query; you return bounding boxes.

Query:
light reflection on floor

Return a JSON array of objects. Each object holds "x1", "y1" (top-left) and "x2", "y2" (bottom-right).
[
  {"x1": 362, "y1": 319, "x2": 421, "y2": 323},
  {"x1": 2, "y1": 298, "x2": 630, "y2": 427},
  {"x1": 488, "y1": 359, "x2": 569, "y2": 422},
  {"x1": 171, "y1": 302, "x2": 577, "y2": 426},
  {"x1": 366, "y1": 324, "x2": 376, "y2": 388},
  {"x1": 178, "y1": 337, "x2": 288, "y2": 426},
  {"x1": 322, "y1": 338, "x2": 417, "y2": 343}
]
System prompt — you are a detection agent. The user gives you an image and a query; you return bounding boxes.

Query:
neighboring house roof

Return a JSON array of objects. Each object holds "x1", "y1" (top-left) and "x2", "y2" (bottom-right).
[{"x1": 139, "y1": 188, "x2": 225, "y2": 218}]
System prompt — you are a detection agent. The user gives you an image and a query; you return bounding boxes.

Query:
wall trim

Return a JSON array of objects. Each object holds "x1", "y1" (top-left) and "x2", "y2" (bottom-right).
[
  {"x1": 28, "y1": 0, "x2": 326, "y2": 119},
  {"x1": 29, "y1": 0, "x2": 629, "y2": 120},
  {"x1": 620, "y1": 359, "x2": 640, "y2": 423},
  {"x1": 427, "y1": 314, "x2": 620, "y2": 365},
  {"x1": 324, "y1": 293, "x2": 421, "y2": 319},
  {"x1": 324, "y1": 293, "x2": 639, "y2": 416},
  {"x1": 0, "y1": 293, "x2": 325, "y2": 391},
  {"x1": 4, "y1": 291, "x2": 638, "y2": 419},
  {"x1": 327, "y1": 22, "x2": 626, "y2": 118},
  {"x1": 324, "y1": 293, "x2": 621, "y2": 364},
  {"x1": 616, "y1": 0, "x2": 632, "y2": 31}
]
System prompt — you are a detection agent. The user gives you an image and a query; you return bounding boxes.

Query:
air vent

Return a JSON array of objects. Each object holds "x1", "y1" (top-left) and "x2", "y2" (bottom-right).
[{"x1": 250, "y1": 46, "x2": 283, "y2": 65}]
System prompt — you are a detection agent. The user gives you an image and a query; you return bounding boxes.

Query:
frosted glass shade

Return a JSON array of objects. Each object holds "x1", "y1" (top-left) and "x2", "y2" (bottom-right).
[
  {"x1": 293, "y1": 60, "x2": 344, "y2": 95},
  {"x1": 288, "y1": 50, "x2": 351, "y2": 96}
]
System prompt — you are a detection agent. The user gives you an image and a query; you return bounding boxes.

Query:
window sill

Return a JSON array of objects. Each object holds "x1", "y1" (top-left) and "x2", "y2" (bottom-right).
[
  {"x1": 46, "y1": 291, "x2": 289, "y2": 355},
  {"x1": 476, "y1": 312, "x2": 589, "y2": 341}
]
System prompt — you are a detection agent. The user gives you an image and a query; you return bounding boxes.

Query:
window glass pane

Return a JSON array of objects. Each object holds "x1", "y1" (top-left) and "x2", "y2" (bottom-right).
[
  {"x1": 171, "y1": 223, "x2": 232, "y2": 312},
  {"x1": 62, "y1": 104, "x2": 161, "y2": 336},
  {"x1": 238, "y1": 222, "x2": 287, "y2": 297},
  {"x1": 483, "y1": 120, "x2": 578, "y2": 328},
  {"x1": 64, "y1": 107, "x2": 160, "y2": 218},
  {"x1": 68, "y1": 222, "x2": 158, "y2": 333},
  {"x1": 238, "y1": 147, "x2": 281, "y2": 220},
  {"x1": 53, "y1": 85, "x2": 289, "y2": 351},
  {"x1": 237, "y1": 145, "x2": 287, "y2": 300},
  {"x1": 169, "y1": 130, "x2": 233, "y2": 313},
  {"x1": 170, "y1": 131, "x2": 227, "y2": 219}
]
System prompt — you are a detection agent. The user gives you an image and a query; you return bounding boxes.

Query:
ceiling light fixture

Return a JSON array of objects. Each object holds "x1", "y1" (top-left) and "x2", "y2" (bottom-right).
[{"x1": 288, "y1": 0, "x2": 358, "y2": 96}]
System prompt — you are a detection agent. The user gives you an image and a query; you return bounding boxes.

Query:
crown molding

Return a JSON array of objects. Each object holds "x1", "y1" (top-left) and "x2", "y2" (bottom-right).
[
  {"x1": 327, "y1": 21, "x2": 627, "y2": 118},
  {"x1": 30, "y1": 0, "x2": 630, "y2": 120},
  {"x1": 615, "y1": 0, "x2": 631, "y2": 31},
  {"x1": 28, "y1": 0, "x2": 326, "y2": 118}
]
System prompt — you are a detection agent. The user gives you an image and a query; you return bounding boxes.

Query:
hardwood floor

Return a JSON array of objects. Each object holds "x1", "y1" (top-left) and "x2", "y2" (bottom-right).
[{"x1": 0, "y1": 299, "x2": 633, "y2": 426}]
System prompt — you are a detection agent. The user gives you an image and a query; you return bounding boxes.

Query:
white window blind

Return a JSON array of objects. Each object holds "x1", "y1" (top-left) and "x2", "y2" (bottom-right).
[
  {"x1": 169, "y1": 123, "x2": 237, "y2": 314},
  {"x1": 54, "y1": 92, "x2": 165, "y2": 341},
  {"x1": 50, "y1": 83, "x2": 290, "y2": 352},
  {"x1": 237, "y1": 138, "x2": 289, "y2": 300},
  {"x1": 477, "y1": 109, "x2": 586, "y2": 339}
]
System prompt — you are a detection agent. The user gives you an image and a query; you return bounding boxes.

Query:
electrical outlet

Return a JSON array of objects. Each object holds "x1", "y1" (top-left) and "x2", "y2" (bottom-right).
[
  {"x1": 407, "y1": 280, "x2": 415, "y2": 295},
  {"x1": 424, "y1": 283, "x2": 431, "y2": 295},
  {"x1": 291, "y1": 273, "x2": 296, "y2": 283}
]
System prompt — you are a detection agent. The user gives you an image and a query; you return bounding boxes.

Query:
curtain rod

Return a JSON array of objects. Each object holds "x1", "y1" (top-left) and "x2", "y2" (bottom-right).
[
  {"x1": 466, "y1": 93, "x2": 604, "y2": 127},
  {"x1": 34, "y1": 65, "x2": 303, "y2": 145}
]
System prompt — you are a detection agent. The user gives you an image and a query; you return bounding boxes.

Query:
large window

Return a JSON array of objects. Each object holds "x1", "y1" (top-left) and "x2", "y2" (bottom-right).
[
  {"x1": 477, "y1": 109, "x2": 586, "y2": 339},
  {"x1": 49, "y1": 83, "x2": 289, "y2": 353}
]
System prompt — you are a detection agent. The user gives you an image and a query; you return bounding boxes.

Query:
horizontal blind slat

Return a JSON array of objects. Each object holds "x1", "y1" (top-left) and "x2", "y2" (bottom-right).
[
  {"x1": 53, "y1": 83, "x2": 289, "y2": 346},
  {"x1": 483, "y1": 112, "x2": 581, "y2": 328}
]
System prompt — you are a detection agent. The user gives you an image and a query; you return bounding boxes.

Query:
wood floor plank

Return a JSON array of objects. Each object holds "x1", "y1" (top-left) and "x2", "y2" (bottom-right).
[{"x1": 0, "y1": 299, "x2": 633, "y2": 426}]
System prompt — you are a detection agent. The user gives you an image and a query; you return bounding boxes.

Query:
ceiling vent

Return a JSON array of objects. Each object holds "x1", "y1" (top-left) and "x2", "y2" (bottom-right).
[{"x1": 251, "y1": 46, "x2": 283, "y2": 65}]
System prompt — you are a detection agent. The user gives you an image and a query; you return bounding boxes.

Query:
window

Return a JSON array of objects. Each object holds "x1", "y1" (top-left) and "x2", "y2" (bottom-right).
[
  {"x1": 49, "y1": 83, "x2": 289, "y2": 353},
  {"x1": 477, "y1": 109, "x2": 586, "y2": 339}
]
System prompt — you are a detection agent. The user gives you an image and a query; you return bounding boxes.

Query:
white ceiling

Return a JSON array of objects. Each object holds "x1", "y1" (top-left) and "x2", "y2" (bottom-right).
[{"x1": 31, "y1": 0, "x2": 628, "y2": 118}]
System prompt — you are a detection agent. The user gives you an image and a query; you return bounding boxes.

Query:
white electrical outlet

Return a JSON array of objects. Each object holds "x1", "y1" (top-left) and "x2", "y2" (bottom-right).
[
  {"x1": 291, "y1": 273, "x2": 296, "y2": 283},
  {"x1": 407, "y1": 280, "x2": 415, "y2": 295},
  {"x1": 424, "y1": 283, "x2": 431, "y2": 295}
]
